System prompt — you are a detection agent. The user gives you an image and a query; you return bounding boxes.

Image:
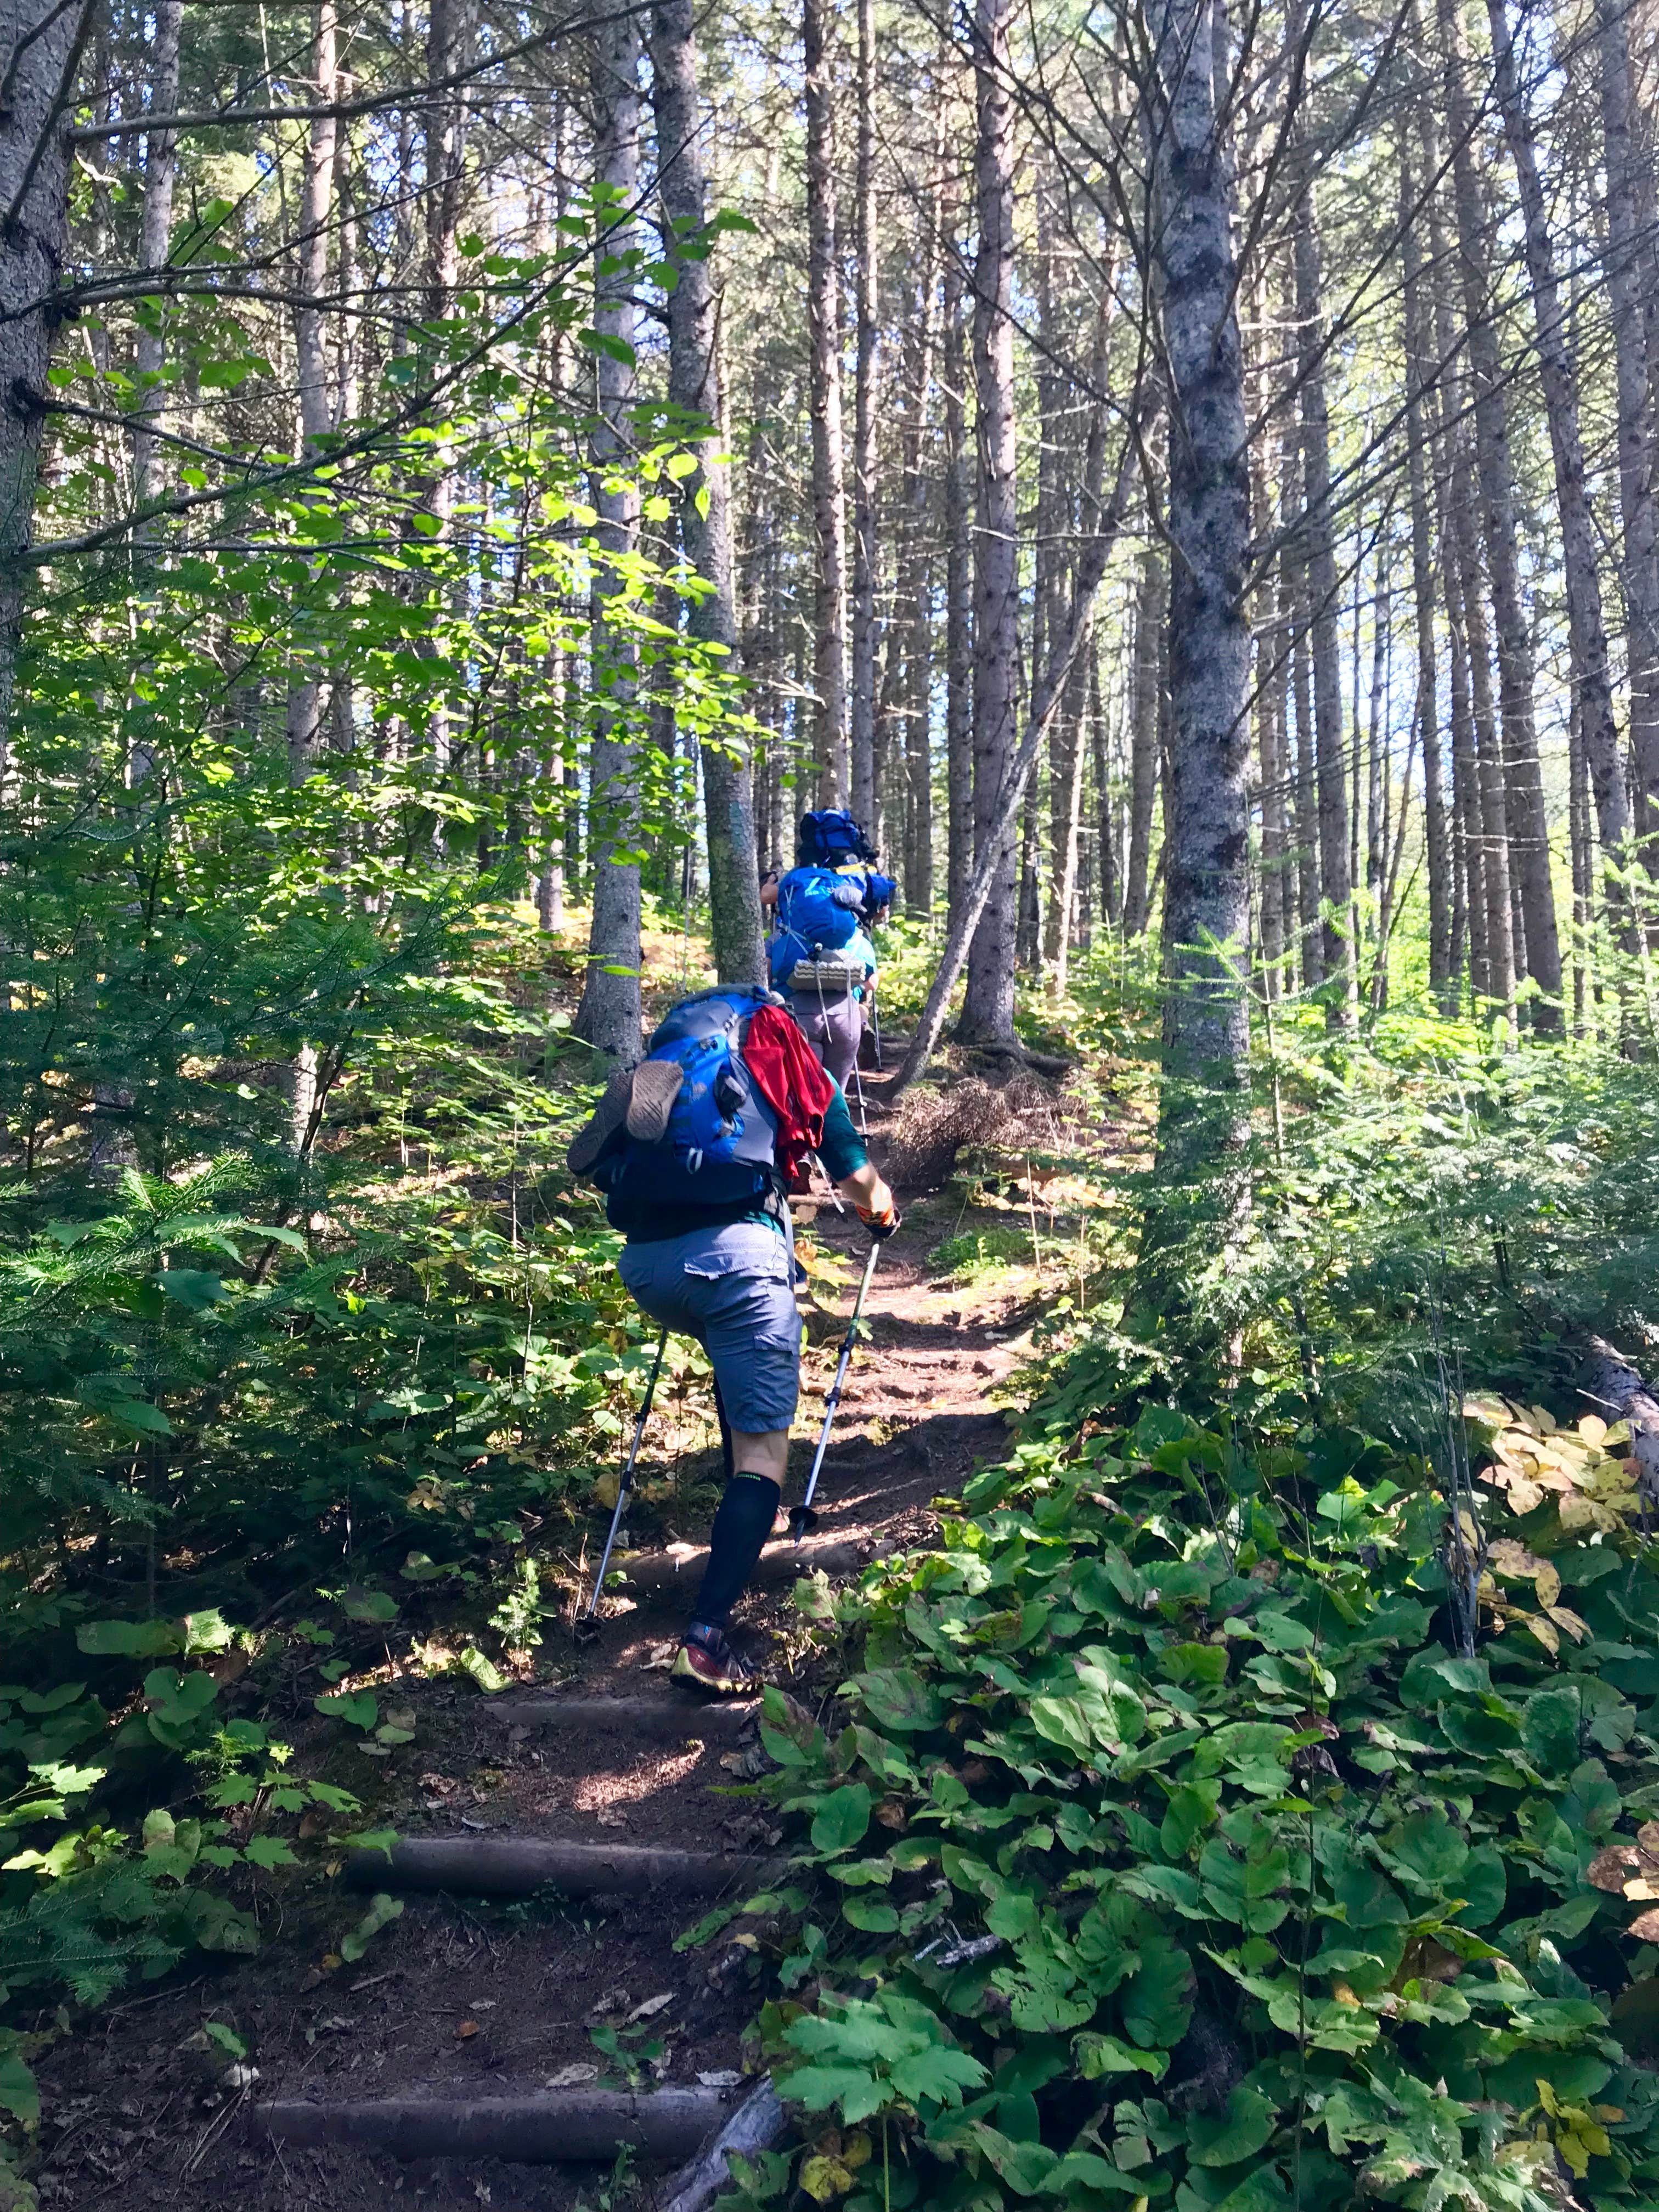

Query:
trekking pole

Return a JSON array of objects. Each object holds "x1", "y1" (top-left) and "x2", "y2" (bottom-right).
[
  {"x1": 789, "y1": 1242, "x2": 881, "y2": 1542},
  {"x1": 582, "y1": 1327, "x2": 669, "y2": 1626},
  {"x1": 871, "y1": 995, "x2": 884, "y2": 1073},
  {"x1": 808, "y1": 1152, "x2": 847, "y2": 1211}
]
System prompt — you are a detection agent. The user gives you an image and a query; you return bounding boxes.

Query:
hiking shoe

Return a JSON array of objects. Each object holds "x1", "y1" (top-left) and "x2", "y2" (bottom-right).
[
  {"x1": 625, "y1": 1058, "x2": 684, "y2": 1142},
  {"x1": 566, "y1": 1065, "x2": 633, "y2": 1175},
  {"x1": 672, "y1": 1622, "x2": 762, "y2": 1694}
]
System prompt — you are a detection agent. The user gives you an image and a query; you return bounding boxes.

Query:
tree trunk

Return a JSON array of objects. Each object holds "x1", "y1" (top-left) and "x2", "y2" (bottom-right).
[
  {"x1": 1293, "y1": 174, "x2": 1356, "y2": 1023},
  {"x1": 1288, "y1": 532, "x2": 1322, "y2": 985},
  {"x1": 942, "y1": 160, "x2": 974, "y2": 921},
  {"x1": 574, "y1": 8, "x2": 645, "y2": 1061},
  {"x1": 1595, "y1": 0, "x2": 1659, "y2": 871},
  {"x1": 653, "y1": 0, "x2": 766, "y2": 988},
  {"x1": 803, "y1": 0, "x2": 848, "y2": 803},
  {"x1": 1400, "y1": 135, "x2": 1453, "y2": 1009},
  {"x1": 1438, "y1": 0, "x2": 1561, "y2": 1022},
  {"x1": 958, "y1": 0, "x2": 1020, "y2": 1047},
  {"x1": 1123, "y1": 546, "x2": 1163, "y2": 935},
  {"x1": 132, "y1": 0, "x2": 183, "y2": 515},
  {"x1": 1484, "y1": 0, "x2": 1630, "y2": 944},
  {"x1": 285, "y1": 0, "x2": 340, "y2": 790},
  {"x1": 1149, "y1": 0, "x2": 1252, "y2": 1178},
  {"x1": 848, "y1": 0, "x2": 878, "y2": 827}
]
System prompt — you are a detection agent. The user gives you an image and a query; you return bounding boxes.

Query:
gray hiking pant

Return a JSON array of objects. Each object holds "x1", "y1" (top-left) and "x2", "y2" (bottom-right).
[{"x1": 788, "y1": 981, "x2": 865, "y2": 1090}]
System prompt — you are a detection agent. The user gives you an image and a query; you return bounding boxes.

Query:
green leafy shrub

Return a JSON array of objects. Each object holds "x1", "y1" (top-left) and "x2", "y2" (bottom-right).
[{"x1": 744, "y1": 1392, "x2": 1659, "y2": 2211}]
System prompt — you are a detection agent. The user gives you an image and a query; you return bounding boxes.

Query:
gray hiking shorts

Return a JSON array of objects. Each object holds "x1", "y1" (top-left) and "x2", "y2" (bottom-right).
[
  {"x1": 788, "y1": 983, "x2": 865, "y2": 1090},
  {"x1": 617, "y1": 1222, "x2": 802, "y2": 1434}
]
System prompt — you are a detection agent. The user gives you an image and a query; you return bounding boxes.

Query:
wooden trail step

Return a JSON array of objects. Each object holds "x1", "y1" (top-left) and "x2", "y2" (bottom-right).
[
  {"x1": 488, "y1": 1695, "x2": 759, "y2": 1742},
  {"x1": 255, "y1": 2084, "x2": 738, "y2": 2164},
  {"x1": 345, "y1": 1834, "x2": 774, "y2": 1899}
]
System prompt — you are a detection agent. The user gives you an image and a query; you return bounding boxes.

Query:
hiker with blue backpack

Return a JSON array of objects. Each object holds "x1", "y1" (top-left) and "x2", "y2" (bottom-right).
[
  {"x1": 566, "y1": 983, "x2": 899, "y2": 1691},
  {"x1": 763, "y1": 810, "x2": 896, "y2": 1092}
]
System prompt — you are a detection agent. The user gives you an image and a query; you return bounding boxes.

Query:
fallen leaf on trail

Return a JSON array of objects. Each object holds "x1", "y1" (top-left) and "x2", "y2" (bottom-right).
[
  {"x1": 625, "y1": 1992, "x2": 674, "y2": 2024},
  {"x1": 418, "y1": 1773, "x2": 458, "y2": 1797},
  {"x1": 590, "y1": 1985, "x2": 630, "y2": 2018},
  {"x1": 595, "y1": 1806, "x2": 629, "y2": 1828},
  {"x1": 460, "y1": 1815, "x2": 490, "y2": 1831},
  {"x1": 720, "y1": 1746, "x2": 769, "y2": 1778},
  {"x1": 545, "y1": 2063, "x2": 599, "y2": 2089},
  {"x1": 698, "y1": 2069, "x2": 742, "y2": 2088},
  {"x1": 641, "y1": 1641, "x2": 676, "y2": 1671},
  {"x1": 455, "y1": 2020, "x2": 480, "y2": 2040},
  {"x1": 467, "y1": 2000, "x2": 497, "y2": 2011}
]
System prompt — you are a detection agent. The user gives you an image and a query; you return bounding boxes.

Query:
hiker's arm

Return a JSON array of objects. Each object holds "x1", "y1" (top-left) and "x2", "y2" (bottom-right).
[
  {"x1": 819, "y1": 1084, "x2": 896, "y2": 1223},
  {"x1": 760, "y1": 872, "x2": 779, "y2": 908}
]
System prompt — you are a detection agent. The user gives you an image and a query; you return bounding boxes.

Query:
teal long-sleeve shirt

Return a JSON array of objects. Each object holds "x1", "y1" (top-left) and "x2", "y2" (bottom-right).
[{"x1": 608, "y1": 1079, "x2": 868, "y2": 1243}]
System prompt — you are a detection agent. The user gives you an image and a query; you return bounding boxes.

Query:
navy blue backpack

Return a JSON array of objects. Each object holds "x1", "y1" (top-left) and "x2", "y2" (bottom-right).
[{"x1": 597, "y1": 988, "x2": 781, "y2": 1211}]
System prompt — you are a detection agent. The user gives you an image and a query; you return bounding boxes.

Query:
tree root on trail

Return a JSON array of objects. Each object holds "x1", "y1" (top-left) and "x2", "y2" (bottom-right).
[
  {"x1": 253, "y1": 2085, "x2": 741, "y2": 2163},
  {"x1": 345, "y1": 1836, "x2": 774, "y2": 1899},
  {"x1": 487, "y1": 1695, "x2": 760, "y2": 1742},
  {"x1": 653, "y1": 2080, "x2": 788, "y2": 2212}
]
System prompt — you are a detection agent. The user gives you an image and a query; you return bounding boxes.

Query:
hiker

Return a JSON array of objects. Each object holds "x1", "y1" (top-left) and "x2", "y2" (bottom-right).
[
  {"x1": 763, "y1": 811, "x2": 896, "y2": 1091},
  {"x1": 567, "y1": 985, "x2": 899, "y2": 1692}
]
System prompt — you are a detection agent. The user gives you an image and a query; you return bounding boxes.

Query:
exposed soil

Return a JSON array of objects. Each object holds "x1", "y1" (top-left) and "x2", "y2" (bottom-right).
[{"x1": 29, "y1": 1049, "x2": 1121, "y2": 2212}]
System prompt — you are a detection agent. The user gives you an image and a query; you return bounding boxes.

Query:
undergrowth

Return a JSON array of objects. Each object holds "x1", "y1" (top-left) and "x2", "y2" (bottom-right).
[{"x1": 715, "y1": 1358, "x2": 1659, "y2": 2212}]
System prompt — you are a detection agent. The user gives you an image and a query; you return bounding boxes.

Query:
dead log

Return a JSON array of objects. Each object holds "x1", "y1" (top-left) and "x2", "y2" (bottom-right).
[
  {"x1": 615, "y1": 1532, "x2": 893, "y2": 1600},
  {"x1": 345, "y1": 1836, "x2": 772, "y2": 1899},
  {"x1": 256, "y1": 2086, "x2": 734, "y2": 2163},
  {"x1": 654, "y1": 2080, "x2": 788, "y2": 2212},
  {"x1": 489, "y1": 1696, "x2": 758, "y2": 1743},
  {"x1": 1580, "y1": 1333, "x2": 1659, "y2": 1499}
]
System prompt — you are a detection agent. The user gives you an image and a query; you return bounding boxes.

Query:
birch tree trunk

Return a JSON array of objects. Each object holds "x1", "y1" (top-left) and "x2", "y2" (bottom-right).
[
  {"x1": 803, "y1": 0, "x2": 848, "y2": 803},
  {"x1": 848, "y1": 0, "x2": 878, "y2": 828},
  {"x1": 1595, "y1": 0, "x2": 1659, "y2": 871},
  {"x1": 1484, "y1": 0, "x2": 1630, "y2": 946},
  {"x1": 1438, "y1": 0, "x2": 1561, "y2": 1021},
  {"x1": 653, "y1": 0, "x2": 766, "y2": 988},
  {"x1": 574, "y1": 7, "x2": 645, "y2": 1061},
  {"x1": 957, "y1": 0, "x2": 1020, "y2": 1047},
  {"x1": 1148, "y1": 0, "x2": 1252, "y2": 1173}
]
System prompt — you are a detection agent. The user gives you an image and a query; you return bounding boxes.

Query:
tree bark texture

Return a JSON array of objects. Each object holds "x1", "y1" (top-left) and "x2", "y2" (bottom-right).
[
  {"x1": 1438, "y1": 0, "x2": 1561, "y2": 1020},
  {"x1": 132, "y1": 0, "x2": 183, "y2": 513},
  {"x1": 653, "y1": 0, "x2": 766, "y2": 988},
  {"x1": 575, "y1": 8, "x2": 645, "y2": 1060},
  {"x1": 1400, "y1": 138, "x2": 1453, "y2": 1008},
  {"x1": 942, "y1": 161, "x2": 974, "y2": 919},
  {"x1": 0, "y1": 0, "x2": 92, "y2": 775},
  {"x1": 848, "y1": 0, "x2": 878, "y2": 828},
  {"x1": 803, "y1": 0, "x2": 848, "y2": 802},
  {"x1": 1485, "y1": 0, "x2": 1630, "y2": 938},
  {"x1": 1293, "y1": 174, "x2": 1356, "y2": 1022},
  {"x1": 1150, "y1": 0, "x2": 1252, "y2": 1138},
  {"x1": 959, "y1": 0, "x2": 1020, "y2": 1046},
  {"x1": 1595, "y1": 0, "x2": 1659, "y2": 867},
  {"x1": 1124, "y1": 546, "x2": 1163, "y2": 935}
]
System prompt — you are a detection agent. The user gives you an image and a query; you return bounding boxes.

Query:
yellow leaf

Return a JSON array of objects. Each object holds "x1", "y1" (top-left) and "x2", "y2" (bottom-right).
[
  {"x1": 1604, "y1": 1420, "x2": 1631, "y2": 1447},
  {"x1": 1506, "y1": 1478, "x2": 1544, "y2": 1515},
  {"x1": 1533, "y1": 1563, "x2": 1562, "y2": 1609},
  {"x1": 799, "y1": 2154, "x2": 855, "y2": 2202},
  {"x1": 1530, "y1": 1404, "x2": 1557, "y2": 1434},
  {"x1": 843, "y1": 2131, "x2": 872, "y2": 2170},
  {"x1": 1579, "y1": 1415, "x2": 1609, "y2": 1447},
  {"x1": 1523, "y1": 1613, "x2": 1560, "y2": 1657},
  {"x1": 1624, "y1": 1878, "x2": 1659, "y2": 1902},
  {"x1": 1488, "y1": 1539, "x2": 1547, "y2": 1578},
  {"x1": 1545, "y1": 1605, "x2": 1590, "y2": 1643},
  {"x1": 592, "y1": 1470, "x2": 620, "y2": 1509}
]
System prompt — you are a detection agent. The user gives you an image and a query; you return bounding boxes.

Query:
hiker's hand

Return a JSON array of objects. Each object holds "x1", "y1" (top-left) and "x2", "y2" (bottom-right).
[{"x1": 857, "y1": 1197, "x2": 901, "y2": 1243}]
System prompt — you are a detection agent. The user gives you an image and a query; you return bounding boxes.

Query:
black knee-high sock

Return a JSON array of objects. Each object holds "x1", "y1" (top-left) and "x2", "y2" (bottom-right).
[{"x1": 691, "y1": 1475, "x2": 779, "y2": 1628}]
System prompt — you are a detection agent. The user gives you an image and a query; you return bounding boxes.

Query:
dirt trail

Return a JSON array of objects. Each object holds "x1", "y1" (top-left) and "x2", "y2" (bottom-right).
[{"x1": 30, "y1": 1055, "x2": 1053, "y2": 2212}]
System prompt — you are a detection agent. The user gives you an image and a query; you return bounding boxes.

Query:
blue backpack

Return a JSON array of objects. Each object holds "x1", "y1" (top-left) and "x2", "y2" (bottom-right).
[
  {"x1": 769, "y1": 865, "x2": 867, "y2": 985},
  {"x1": 798, "y1": 809, "x2": 877, "y2": 867},
  {"x1": 598, "y1": 988, "x2": 781, "y2": 1212}
]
